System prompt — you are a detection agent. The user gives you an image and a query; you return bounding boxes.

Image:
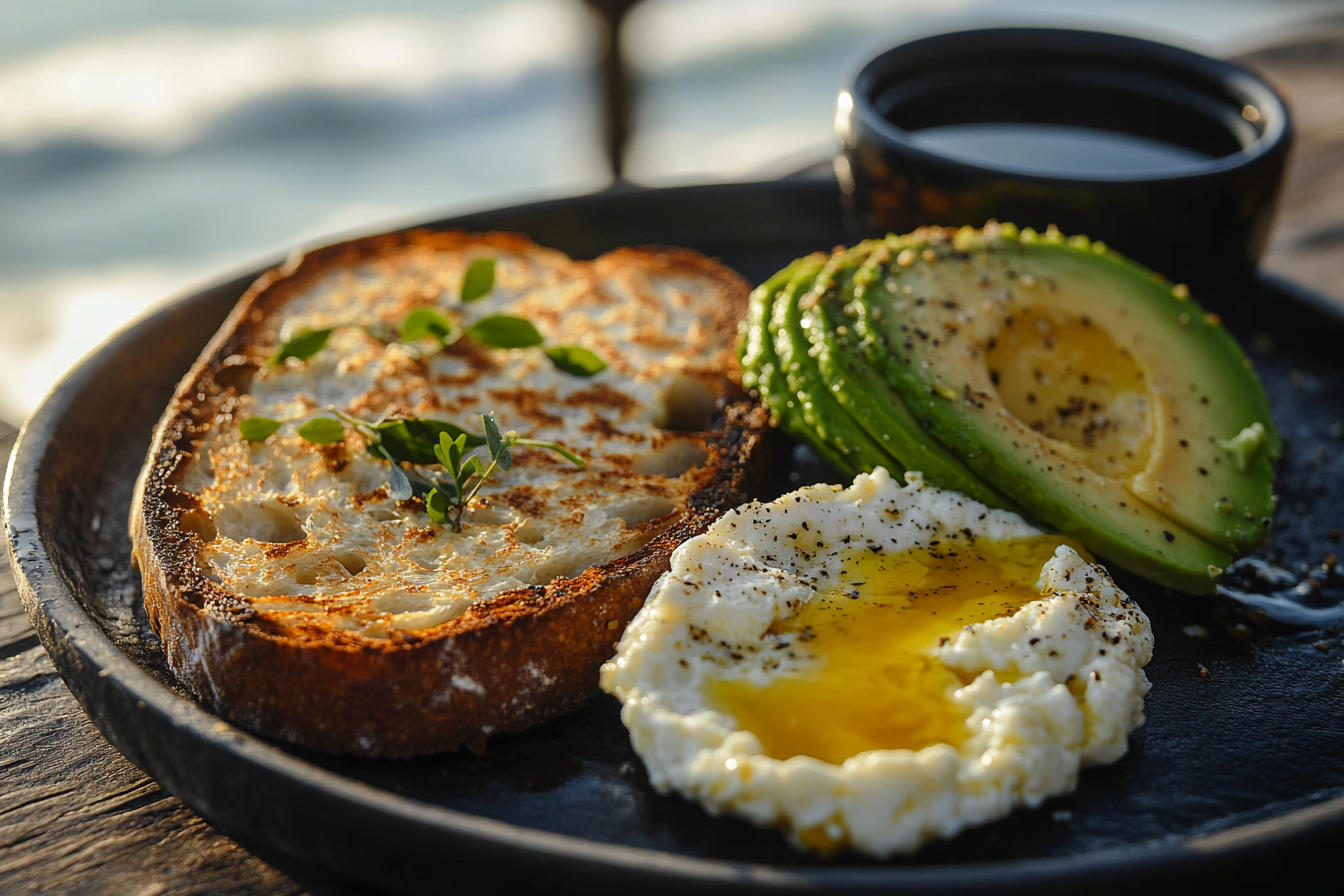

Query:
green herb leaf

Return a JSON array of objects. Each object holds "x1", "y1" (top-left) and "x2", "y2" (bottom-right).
[
  {"x1": 373, "y1": 418, "x2": 484, "y2": 466},
  {"x1": 425, "y1": 487, "x2": 451, "y2": 524},
  {"x1": 239, "y1": 416, "x2": 282, "y2": 442},
  {"x1": 482, "y1": 412, "x2": 504, "y2": 457},
  {"x1": 467, "y1": 315, "x2": 544, "y2": 349},
  {"x1": 460, "y1": 454, "x2": 485, "y2": 482},
  {"x1": 386, "y1": 462, "x2": 413, "y2": 501},
  {"x1": 461, "y1": 257, "x2": 495, "y2": 303},
  {"x1": 481, "y1": 413, "x2": 514, "y2": 471},
  {"x1": 544, "y1": 345, "x2": 607, "y2": 377},
  {"x1": 270, "y1": 328, "x2": 333, "y2": 365},
  {"x1": 297, "y1": 417, "x2": 346, "y2": 445},
  {"x1": 440, "y1": 431, "x2": 466, "y2": 474},
  {"x1": 368, "y1": 442, "x2": 414, "y2": 499},
  {"x1": 516, "y1": 438, "x2": 586, "y2": 468},
  {"x1": 400, "y1": 308, "x2": 454, "y2": 342}
]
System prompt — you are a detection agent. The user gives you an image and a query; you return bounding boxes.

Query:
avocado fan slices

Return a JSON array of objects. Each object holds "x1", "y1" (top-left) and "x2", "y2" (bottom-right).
[
  {"x1": 802, "y1": 240, "x2": 1018, "y2": 512},
  {"x1": 743, "y1": 244, "x2": 1016, "y2": 505},
  {"x1": 745, "y1": 252, "x2": 883, "y2": 477},
  {"x1": 741, "y1": 255, "x2": 861, "y2": 476},
  {"x1": 742, "y1": 223, "x2": 1279, "y2": 594},
  {"x1": 780, "y1": 251, "x2": 910, "y2": 479}
]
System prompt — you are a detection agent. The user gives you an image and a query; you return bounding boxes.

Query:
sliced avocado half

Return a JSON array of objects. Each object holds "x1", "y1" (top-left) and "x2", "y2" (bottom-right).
[
  {"x1": 740, "y1": 254, "x2": 861, "y2": 476},
  {"x1": 743, "y1": 223, "x2": 1278, "y2": 593},
  {"x1": 851, "y1": 223, "x2": 1276, "y2": 592},
  {"x1": 742, "y1": 244, "x2": 1017, "y2": 508},
  {"x1": 801, "y1": 241, "x2": 1017, "y2": 511},
  {"x1": 773, "y1": 251, "x2": 893, "y2": 478}
]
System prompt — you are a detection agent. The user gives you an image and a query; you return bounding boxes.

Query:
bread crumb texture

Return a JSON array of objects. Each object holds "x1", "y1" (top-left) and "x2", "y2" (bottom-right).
[{"x1": 176, "y1": 233, "x2": 743, "y2": 642}]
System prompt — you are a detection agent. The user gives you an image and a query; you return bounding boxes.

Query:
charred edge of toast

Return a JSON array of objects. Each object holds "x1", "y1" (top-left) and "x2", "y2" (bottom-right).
[{"x1": 129, "y1": 230, "x2": 768, "y2": 757}]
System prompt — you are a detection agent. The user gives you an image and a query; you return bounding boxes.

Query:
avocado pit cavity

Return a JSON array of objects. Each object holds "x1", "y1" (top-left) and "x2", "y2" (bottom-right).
[{"x1": 985, "y1": 306, "x2": 1153, "y2": 480}]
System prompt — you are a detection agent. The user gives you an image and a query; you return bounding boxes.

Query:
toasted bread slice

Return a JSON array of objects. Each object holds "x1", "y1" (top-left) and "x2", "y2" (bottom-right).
[{"x1": 130, "y1": 230, "x2": 767, "y2": 757}]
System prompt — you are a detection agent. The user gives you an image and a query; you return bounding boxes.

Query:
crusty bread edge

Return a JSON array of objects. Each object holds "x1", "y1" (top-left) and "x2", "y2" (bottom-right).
[{"x1": 130, "y1": 230, "x2": 768, "y2": 758}]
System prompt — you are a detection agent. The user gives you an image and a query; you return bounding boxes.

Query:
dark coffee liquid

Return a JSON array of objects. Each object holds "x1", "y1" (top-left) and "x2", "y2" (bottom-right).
[{"x1": 912, "y1": 123, "x2": 1214, "y2": 176}]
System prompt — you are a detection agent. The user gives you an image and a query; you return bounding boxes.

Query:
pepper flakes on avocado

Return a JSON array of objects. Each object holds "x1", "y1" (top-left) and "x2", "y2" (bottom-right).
[{"x1": 739, "y1": 222, "x2": 1279, "y2": 593}]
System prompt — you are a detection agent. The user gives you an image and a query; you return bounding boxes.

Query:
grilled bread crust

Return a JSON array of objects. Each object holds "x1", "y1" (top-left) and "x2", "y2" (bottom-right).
[{"x1": 130, "y1": 230, "x2": 768, "y2": 757}]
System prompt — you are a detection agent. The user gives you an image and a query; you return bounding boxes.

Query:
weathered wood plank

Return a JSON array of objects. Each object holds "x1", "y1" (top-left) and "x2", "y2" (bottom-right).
[
  {"x1": 1242, "y1": 23, "x2": 1344, "y2": 308},
  {"x1": 2, "y1": 416, "x2": 363, "y2": 893},
  {"x1": 0, "y1": 568, "x2": 28, "y2": 652},
  {"x1": 0, "y1": 645, "x2": 364, "y2": 895},
  {"x1": 2, "y1": 420, "x2": 35, "y2": 654}
]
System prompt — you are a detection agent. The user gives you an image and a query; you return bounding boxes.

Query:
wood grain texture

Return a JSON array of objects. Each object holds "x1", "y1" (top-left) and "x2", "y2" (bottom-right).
[
  {"x1": 0, "y1": 562, "x2": 28, "y2": 655},
  {"x1": 0, "y1": 644, "x2": 369, "y2": 895},
  {"x1": 1244, "y1": 20, "x2": 1344, "y2": 308},
  {"x1": 2, "y1": 421, "x2": 34, "y2": 657},
  {"x1": 4, "y1": 410, "x2": 362, "y2": 893},
  {"x1": 2, "y1": 24, "x2": 1343, "y2": 893}
]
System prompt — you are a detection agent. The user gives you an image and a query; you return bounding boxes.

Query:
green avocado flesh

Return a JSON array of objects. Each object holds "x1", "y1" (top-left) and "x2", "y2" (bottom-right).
[
  {"x1": 741, "y1": 255, "x2": 862, "y2": 476},
  {"x1": 740, "y1": 224, "x2": 1279, "y2": 593},
  {"x1": 777, "y1": 255, "x2": 884, "y2": 477},
  {"x1": 802, "y1": 245, "x2": 1018, "y2": 511}
]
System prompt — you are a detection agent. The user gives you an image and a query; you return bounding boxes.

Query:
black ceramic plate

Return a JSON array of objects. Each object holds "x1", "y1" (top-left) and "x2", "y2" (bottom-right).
[{"x1": 8, "y1": 178, "x2": 1344, "y2": 895}]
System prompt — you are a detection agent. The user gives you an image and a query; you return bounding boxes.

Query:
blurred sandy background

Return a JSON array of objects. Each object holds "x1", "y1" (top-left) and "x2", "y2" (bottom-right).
[{"x1": 1, "y1": 0, "x2": 1336, "y2": 425}]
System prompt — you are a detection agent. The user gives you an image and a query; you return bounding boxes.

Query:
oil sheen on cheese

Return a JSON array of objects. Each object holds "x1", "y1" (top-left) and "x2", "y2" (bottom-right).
[{"x1": 706, "y1": 534, "x2": 1087, "y2": 766}]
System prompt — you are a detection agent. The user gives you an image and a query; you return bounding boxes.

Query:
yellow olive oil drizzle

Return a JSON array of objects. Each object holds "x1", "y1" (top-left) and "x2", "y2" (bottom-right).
[{"x1": 705, "y1": 533, "x2": 1090, "y2": 766}]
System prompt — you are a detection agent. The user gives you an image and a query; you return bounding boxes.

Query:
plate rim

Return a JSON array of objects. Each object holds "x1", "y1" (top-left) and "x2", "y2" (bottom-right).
[{"x1": 7, "y1": 179, "x2": 1344, "y2": 893}]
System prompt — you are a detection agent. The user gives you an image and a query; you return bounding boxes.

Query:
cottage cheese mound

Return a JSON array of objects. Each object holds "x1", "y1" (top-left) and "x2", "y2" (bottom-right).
[{"x1": 600, "y1": 468, "x2": 1153, "y2": 857}]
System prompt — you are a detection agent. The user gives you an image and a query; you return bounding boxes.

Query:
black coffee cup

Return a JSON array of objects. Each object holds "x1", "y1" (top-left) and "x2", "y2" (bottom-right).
[{"x1": 836, "y1": 28, "x2": 1292, "y2": 302}]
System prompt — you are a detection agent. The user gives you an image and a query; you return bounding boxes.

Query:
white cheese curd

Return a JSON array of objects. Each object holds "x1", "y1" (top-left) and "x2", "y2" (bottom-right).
[{"x1": 600, "y1": 467, "x2": 1153, "y2": 857}]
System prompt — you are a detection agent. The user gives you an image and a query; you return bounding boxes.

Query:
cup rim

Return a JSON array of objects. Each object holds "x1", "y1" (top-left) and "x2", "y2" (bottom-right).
[{"x1": 841, "y1": 27, "x2": 1292, "y2": 187}]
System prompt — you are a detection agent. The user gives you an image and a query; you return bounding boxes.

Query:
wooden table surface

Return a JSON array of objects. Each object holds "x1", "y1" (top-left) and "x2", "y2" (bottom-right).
[{"x1": 5, "y1": 25, "x2": 1344, "y2": 895}]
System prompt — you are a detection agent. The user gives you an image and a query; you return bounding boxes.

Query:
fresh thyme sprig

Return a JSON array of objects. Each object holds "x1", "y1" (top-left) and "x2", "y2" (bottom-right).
[
  {"x1": 266, "y1": 257, "x2": 606, "y2": 376},
  {"x1": 238, "y1": 408, "x2": 583, "y2": 531},
  {"x1": 423, "y1": 413, "x2": 583, "y2": 532},
  {"x1": 240, "y1": 405, "x2": 480, "y2": 501}
]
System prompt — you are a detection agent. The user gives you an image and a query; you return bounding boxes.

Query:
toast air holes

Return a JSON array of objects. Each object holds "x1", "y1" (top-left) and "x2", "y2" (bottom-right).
[
  {"x1": 984, "y1": 306, "x2": 1154, "y2": 479},
  {"x1": 293, "y1": 551, "x2": 367, "y2": 585},
  {"x1": 660, "y1": 373, "x2": 718, "y2": 431},
  {"x1": 631, "y1": 438, "x2": 709, "y2": 477},
  {"x1": 514, "y1": 520, "x2": 548, "y2": 545},
  {"x1": 608, "y1": 495, "x2": 677, "y2": 529},
  {"x1": 212, "y1": 359, "x2": 257, "y2": 395},
  {"x1": 213, "y1": 498, "x2": 309, "y2": 544},
  {"x1": 293, "y1": 564, "x2": 320, "y2": 586},
  {"x1": 179, "y1": 509, "x2": 218, "y2": 544},
  {"x1": 335, "y1": 551, "x2": 368, "y2": 576}
]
